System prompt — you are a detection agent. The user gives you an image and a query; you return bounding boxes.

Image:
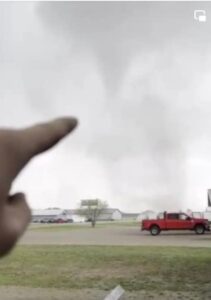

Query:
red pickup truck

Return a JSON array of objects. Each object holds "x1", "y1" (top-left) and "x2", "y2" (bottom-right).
[{"x1": 141, "y1": 212, "x2": 210, "y2": 235}]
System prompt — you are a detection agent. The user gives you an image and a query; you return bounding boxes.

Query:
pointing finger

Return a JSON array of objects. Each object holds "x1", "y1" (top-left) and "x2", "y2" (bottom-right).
[
  {"x1": 0, "y1": 117, "x2": 78, "y2": 200},
  {"x1": 20, "y1": 117, "x2": 78, "y2": 157}
]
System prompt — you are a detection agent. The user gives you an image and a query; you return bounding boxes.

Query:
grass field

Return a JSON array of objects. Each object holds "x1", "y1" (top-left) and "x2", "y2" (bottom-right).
[
  {"x1": 29, "y1": 224, "x2": 90, "y2": 231},
  {"x1": 0, "y1": 245, "x2": 210, "y2": 296},
  {"x1": 29, "y1": 221, "x2": 138, "y2": 231}
]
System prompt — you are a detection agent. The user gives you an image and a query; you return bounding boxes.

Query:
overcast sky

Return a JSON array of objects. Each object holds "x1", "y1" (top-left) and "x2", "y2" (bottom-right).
[{"x1": 1, "y1": 2, "x2": 211, "y2": 212}]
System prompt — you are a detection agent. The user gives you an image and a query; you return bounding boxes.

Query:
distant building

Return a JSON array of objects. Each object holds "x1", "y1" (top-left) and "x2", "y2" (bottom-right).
[
  {"x1": 69, "y1": 208, "x2": 122, "y2": 221},
  {"x1": 191, "y1": 211, "x2": 203, "y2": 218},
  {"x1": 203, "y1": 211, "x2": 211, "y2": 222},
  {"x1": 32, "y1": 209, "x2": 72, "y2": 223},
  {"x1": 96, "y1": 208, "x2": 122, "y2": 221},
  {"x1": 66, "y1": 210, "x2": 86, "y2": 223},
  {"x1": 121, "y1": 212, "x2": 139, "y2": 220},
  {"x1": 136, "y1": 210, "x2": 157, "y2": 221}
]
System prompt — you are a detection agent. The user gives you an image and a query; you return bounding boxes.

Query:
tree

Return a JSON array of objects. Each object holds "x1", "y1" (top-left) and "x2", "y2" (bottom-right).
[{"x1": 77, "y1": 199, "x2": 108, "y2": 227}]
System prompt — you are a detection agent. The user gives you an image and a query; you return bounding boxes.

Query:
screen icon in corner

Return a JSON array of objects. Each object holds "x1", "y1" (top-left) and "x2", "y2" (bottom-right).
[{"x1": 194, "y1": 10, "x2": 207, "y2": 22}]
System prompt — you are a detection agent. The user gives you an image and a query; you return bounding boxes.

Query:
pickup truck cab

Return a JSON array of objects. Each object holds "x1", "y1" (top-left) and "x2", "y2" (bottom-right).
[{"x1": 141, "y1": 212, "x2": 210, "y2": 235}]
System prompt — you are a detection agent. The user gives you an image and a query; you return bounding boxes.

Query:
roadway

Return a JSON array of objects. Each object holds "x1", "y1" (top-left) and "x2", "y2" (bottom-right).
[{"x1": 20, "y1": 224, "x2": 211, "y2": 248}]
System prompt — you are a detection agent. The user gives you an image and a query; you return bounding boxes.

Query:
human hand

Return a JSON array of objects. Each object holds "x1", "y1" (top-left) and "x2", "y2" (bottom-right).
[{"x1": 0, "y1": 117, "x2": 77, "y2": 257}]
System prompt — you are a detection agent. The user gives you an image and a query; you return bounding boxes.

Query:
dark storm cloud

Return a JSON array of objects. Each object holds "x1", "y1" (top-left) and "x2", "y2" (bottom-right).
[
  {"x1": 38, "y1": 3, "x2": 199, "y2": 211},
  {"x1": 1, "y1": 2, "x2": 211, "y2": 211},
  {"x1": 34, "y1": 2, "x2": 211, "y2": 211},
  {"x1": 37, "y1": 2, "x2": 211, "y2": 93}
]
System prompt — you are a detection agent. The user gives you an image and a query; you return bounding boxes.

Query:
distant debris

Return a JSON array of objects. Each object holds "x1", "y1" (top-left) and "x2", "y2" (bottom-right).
[{"x1": 104, "y1": 285, "x2": 125, "y2": 300}]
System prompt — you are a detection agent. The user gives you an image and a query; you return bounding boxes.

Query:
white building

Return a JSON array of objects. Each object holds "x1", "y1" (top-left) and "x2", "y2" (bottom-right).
[
  {"x1": 122, "y1": 213, "x2": 139, "y2": 220},
  {"x1": 69, "y1": 208, "x2": 122, "y2": 221},
  {"x1": 203, "y1": 211, "x2": 211, "y2": 222},
  {"x1": 71, "y1": 214, "x2": 86, "y2": 223},
  {"x1": 96, "y1": 208, "x2": 122, "y2": 221},
  {"x1": 32, "y1": 209, "x2": 73, "y2": 223},
  {"x1": 191, "y1": 211, "x2": 203, "y2": 218},
  {"x1": 136, "y1": 210, "x2": 157, "y2": 222}
]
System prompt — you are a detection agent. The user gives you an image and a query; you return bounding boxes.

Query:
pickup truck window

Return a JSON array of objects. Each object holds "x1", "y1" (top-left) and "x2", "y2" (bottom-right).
[
  {"x1": 157, "y1": 212, "x2": 164, "y2": 219},
  {"x1": 167, "y1": 213, "x2": 179, "y2": 220},
  {"x1": 179, "y1": 213, "x2": 189, "y2": 220}
]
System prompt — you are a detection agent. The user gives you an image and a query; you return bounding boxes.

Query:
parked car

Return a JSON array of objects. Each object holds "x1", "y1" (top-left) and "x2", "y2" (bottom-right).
[
  {"x1": 40, "y1": 219, "x2": 49, "y2": 224},
  {"x1": 141, "y1": 211, "x2": 210, "y2": 235},
  {"x1": 66, "y1": 219, "x2": 74, "y2": 223},
  {"x1": 54, "y1": 218, "x2": 66, "y2": 223}
]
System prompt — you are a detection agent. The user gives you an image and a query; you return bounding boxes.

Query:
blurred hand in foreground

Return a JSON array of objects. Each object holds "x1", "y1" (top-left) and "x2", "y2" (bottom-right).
[{"x1": 0, "y1": 117, "x2": 78, "y2": 257}]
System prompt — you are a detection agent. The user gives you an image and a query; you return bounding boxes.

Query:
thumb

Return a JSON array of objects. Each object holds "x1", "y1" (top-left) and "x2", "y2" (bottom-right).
[{"x1": 0, "y1": 193, "x2": 31, "y2": 257}]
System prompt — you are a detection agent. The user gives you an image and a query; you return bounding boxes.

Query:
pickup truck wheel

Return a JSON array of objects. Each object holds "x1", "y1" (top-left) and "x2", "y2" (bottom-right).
[
  {"x1": 150, "y1": 225, "x2": 160, "y2": 236},
  {"x1": 195, "y1": 224, "x2": 205, "y2": 235}
]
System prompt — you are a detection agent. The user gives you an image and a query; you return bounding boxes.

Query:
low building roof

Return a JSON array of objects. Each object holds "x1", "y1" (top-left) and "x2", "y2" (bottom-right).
[
  {"x1": 122, "y1": 213, "x2": 139, "y2": 218},
  {"x1": 32, "y1": 209, "x2": 69, "y2": 216},
  {"x1": 69, "y1": 208, "x2": 122, "y2": 216}
]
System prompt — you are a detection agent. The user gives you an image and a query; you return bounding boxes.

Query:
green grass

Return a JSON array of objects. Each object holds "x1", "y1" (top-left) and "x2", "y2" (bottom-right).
[
  {"x1": 29, "y1": 224, "x2": 90, "y2": 231},
  {"x1": 0, "y1": 246, "x2": 211, "y2": 292},
  {"x1": 29, "y1": 221, "x2": 138, "y2": 231}
]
